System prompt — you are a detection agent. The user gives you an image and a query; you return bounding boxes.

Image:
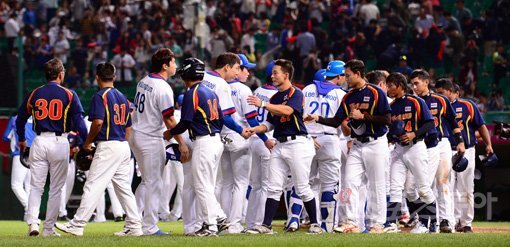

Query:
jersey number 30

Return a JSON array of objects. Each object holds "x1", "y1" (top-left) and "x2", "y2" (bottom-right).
[{"x1": 34, "y1": 99, "x2": 63, "y2": 120}]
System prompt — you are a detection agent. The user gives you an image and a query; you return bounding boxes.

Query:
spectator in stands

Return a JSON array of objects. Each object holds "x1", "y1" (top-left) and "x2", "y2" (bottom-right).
[
  {"x1": 356, "y1": 0, "x2": 380, "y2": 27},
  {"x1": 493, "y1": 43, "x2": 508, "y2": 85},
  {"x1": 64, "y1": 65, "x2": 82, "y2": 89},
  {"x1": 443, "y1": 11, "x2": 462, "y2": 32},
  {"x1": 455, "y1": 0, "x2": 472, "y2": 26},
  {"x1": 393, "y1": 55, "x2": 413, "y2": 77},
  {"x1": 111, "y1": 47, "x2": 135, "y2": 87},
  {"x1": 80, "y1": 7, "x2": 96, "y2": 43},
  {"x1": 445, "y1": 25, "x2": 465, "y2": 68},
  {"x1": 489, "y1": 89, "x2": 505, "y2": 111},
  {"x1": 36, "y1": 36, "x2": 53, "y2": 69},
  {"x1": 23, "y1": 35, "x2": 38, "y2": 71},
  {"x1": 309, "y1": 0, "x2": 326, "y2": 23},
  {"x1": 241, "y1": 26, "x2": 256, "y2": 58},
  {"x1": 53, "y1": 31, "x2": 70, "y2": 64},
  {"x1": 183, "y1": 29, "x2": 198, "y2": 59},
  {"x1": 463, "y1": 37, "x2": 479, "y2": 65},
  {"x1": 303, "y1": 48, "x2": 322, "y2": 84},
  {"x1": 71, "y1": 39, "x2": 88, "y2": 77},
  {"x1": 134, "y1": 39, "x2": 150, "y2": 80},
  {"x1": 482, "y1": 10, "x2": 499, "y2": 57},
  {"x1": 5, "y1": 12, "x2": 20, "y2": 53},
  {"x1": 22, "y1": 2, "x2": 37, "y2": 36},
  {"x1": 296, "y1": 22, "x2": 316, "y2": 81},
  {"x1": 168, "y1": 37, "x2": 183, "y2": 67},
  {"x1": 459, "y1": 59, "x2": 478, "y2": 98},
  {"x1": 415, "y1": 7, "x2": 434, "y2": 37}
]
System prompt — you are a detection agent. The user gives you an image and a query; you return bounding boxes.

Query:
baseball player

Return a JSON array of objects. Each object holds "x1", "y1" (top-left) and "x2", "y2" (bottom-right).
[
  {"x1": 3, "y1": 116, "x2": 35, "y2": 221},
  {"x1": 219, "y1": 54, "x2": 271, "y2": 234},
  {"x1": 201, "y1": 52, "x2": 251, "y2": 230},
  {"x1": 245, "y1": 61, "x2": 278, "y2": 231},
  {"x1": 302, "y1": 61, "x2": 346, "y2": 232},
  {"x1": 16, "y1": 58, "x2": 88, "y2": 237},
  {"x1": 129, "y1": 48, "x2": 189, "y2": 235},
  {"x1": 434, "y1": 79, "x2": 493, "y2": 233},
  {"x1": 159, "y1": 94, "x2": 185, "y2": 222},
  {"x1": 307, "y1": 59, "x2": 391, "y2": 233},
  {"x1": 410, "y1": 69, "x2": 465, "y2": 233},
  {"x1": 384, "y1": 73, "x2": 437, "y2": 234},
  {"x1": 246, "y1": 59, "x2": 322, "y2": 234},
  {"x1": 56, "y1": 62, "x2": 142, "y2": 236},
  {"x1": 164, "y1": 58, "x2": 224, "y2": 236}
]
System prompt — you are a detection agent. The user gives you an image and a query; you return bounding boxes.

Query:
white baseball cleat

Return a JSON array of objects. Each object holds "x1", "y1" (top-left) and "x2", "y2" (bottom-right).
[
  {"x1": 28, "y1": 224, "x2": 39, "y2": 236},
  {"x1": 383, "y1": 223, "x2": 401, "y2": 233},
  {"x1": 368, "y1": 224, "x2": 385, "y2": 234},
  {"x1": 42, "y1": 230, "x2": 61, "y2": 237},
  {"x1": 55, "y1": 222, "x2": 84, "y2": 236},
  {"x1": 114, "y1": 228, "x2": 143, "y2": 236},
  {"x1": 285, "y1": 222, "x2": 299, "y2": 232},
  {"x1": 246, "y1": 225, "x2": 274, "y2": 235},
  {"x1": 307, "y1": 223, "x2": 324, "y2": 234},
  {"x1": 333, "y1": 223, "x2": 361, "y2": 233},
  {"x1": 410, "y1": 223, "x2": 429, "y2": 234}
]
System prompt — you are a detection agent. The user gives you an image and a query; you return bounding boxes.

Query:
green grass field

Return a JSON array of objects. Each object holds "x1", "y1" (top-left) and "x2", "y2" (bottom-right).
[{"x1": 1, "y1": 221, "x2": 510, "y2": 247}]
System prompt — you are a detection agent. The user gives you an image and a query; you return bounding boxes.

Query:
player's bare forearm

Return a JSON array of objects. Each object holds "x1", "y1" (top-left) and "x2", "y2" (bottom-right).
[
  {"x1": 478, "y1": 125, "x2": 493, "y2": 153},
  {"x1": 362, "y1": 113, "x2": 391, "y2": 125},
  {"x1": 265, "y1": 103, "x2": 294, "y2": 117},
  {"x1": 163, "y1": 115, "x2": 177, "y2": 129},
  {"x1": 125, "y1": 127, "x2": 132, "y2": 140},
  {"x1": 341, "y1": 120, "x2": 351, "y2": 136},
  {"x1": 173, "y1": 134, "x2": 186, "y2": 146},
  {"x1": 84, "y1": 119, "x2": 103, "y2": 150},
  {"x1": 250, "y1": 124, "x2": 268, "y2": 134}
]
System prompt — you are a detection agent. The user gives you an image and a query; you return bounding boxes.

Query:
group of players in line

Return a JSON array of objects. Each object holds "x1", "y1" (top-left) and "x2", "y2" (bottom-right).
[{"x1": 10, "y1": 47, "x2": 493, "y2": 237}]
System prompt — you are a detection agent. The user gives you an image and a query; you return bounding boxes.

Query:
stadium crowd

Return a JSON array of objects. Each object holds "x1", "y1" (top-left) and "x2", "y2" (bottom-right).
[{"x1": 0, "y1": 0, "x2": 508, "y2": 111}]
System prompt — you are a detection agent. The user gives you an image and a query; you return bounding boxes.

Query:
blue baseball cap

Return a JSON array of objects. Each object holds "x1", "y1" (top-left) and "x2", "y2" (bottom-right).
[
  {"x1": 177, "y1": 94, "x2": 184, "y2": 105},
  {"x1": 237, "y1": 54, "x2": 256, "y2": 69},
  {"x1": 265, "y1": 60, "x2": 275, "y2": 77},
  {"x1": 314, "y1": 69, "x2": 327, "y2": 82},
  {"x1": 324, "y1": 60, "x2": 345, "y2": 77}
]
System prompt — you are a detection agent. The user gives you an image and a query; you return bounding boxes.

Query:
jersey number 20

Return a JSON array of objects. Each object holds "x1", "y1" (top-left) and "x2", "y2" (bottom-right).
[{"x1": 309, "y1": 101, "x2": 331, "y2": 117}]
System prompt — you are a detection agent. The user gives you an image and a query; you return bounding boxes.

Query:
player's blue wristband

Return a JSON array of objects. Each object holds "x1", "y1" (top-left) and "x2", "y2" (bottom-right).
[
  {"x1": 223, "y1": 114, "x2": 244, "y2": 134},
  {"x1": 247, "y1": 117, "x2": 268, "y2": 142}
]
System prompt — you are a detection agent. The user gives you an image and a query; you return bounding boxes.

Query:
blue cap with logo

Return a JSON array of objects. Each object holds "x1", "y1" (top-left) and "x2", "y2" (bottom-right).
[
  {"x1": 265, "y1": 60, "x2": 275, "y2": 77},
  {"x1": 314, "y1": 69, "x2": 327, "y2": 82},
  {"x1": 177, "y1": 94, "x2": 184, "y2": 105},
  {"x1": 324, "y1": 60, "x2": 345, "y2": 77},
  {"x1": 237, "y1": 54, "x2": 256, "y2": 69}
]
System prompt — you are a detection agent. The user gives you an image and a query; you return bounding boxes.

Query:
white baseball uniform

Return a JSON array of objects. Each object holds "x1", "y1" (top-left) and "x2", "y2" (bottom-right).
[
  {"x1": 202, "y1": 71, "x2": 238, "y2": 222},
  {"x1": 218, "y1": 80, "x2": 258, "y2": 233},
  {"x1": 130, "y1": 73, "x2": 175, "y2": 234},
  {"x1": 302, "y1": 81, "x2": 345, "y2": 232},
  {"x1": 245, "y1": 85, "x2": 277, "y2": 229}
]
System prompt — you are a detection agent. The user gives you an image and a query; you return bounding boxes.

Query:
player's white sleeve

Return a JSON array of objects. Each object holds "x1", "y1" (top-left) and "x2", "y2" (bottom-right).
[
  {"x1": 241, "y1": 86, "x2": 258, "y2": 119},
  {"x1": 158, "y1": 84, "x2": 175, "y2": 116},
  {"x1": 218, "y1": 83, "x2": 236, "y2": 114}
]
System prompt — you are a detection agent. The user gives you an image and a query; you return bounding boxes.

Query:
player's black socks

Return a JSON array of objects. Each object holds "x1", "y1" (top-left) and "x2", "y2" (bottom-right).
[
  {"x1": 386, "y1": 202, "x2": 401, "y2": 225},
  {"x1": 262, "y1": 198, "x2": 280, "y2": 227},
  {"x1": 412, "y1": 199, "x2": 429, "y2": 226},
  {"x1": 426, "y1": 201, "x2": 437, "y2": 226},
  {"x1": 303, "y1": 198, "x2": 318, "y2": 224},
  {"x1": 406, "y1": 198, "x2": 419, "y2": 219}
]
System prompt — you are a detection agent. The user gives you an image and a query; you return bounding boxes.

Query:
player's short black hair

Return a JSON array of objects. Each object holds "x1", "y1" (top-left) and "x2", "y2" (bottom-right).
[
  {"x1": 151, "y1": 48, "x2": 175, "y2": 73},
  {"x1": 215, "y1": 52, "x2": 241, "y2": 69},
  {"x1": 96, "y1": 62, "x2": 116, "y2": 82},
  {"x1": 44, "y1": 58, "x2": 65, "y2": 81},
  {"x1": 452, "y1": 82, "x2": 461, "y2": 93},
  {"x1": 409, "y1": 69, "x2": 430, "y2": 81},
  {"x1": 274, "y1": 59, "x2": 294, "y2": 81},
  {"x1": 386, "y1": 72, "x2": 408, "y2": 90},
  {"x1": 345, "y1": 59, "x2": 365, "y2": 78},
  {"x1": 365, "y1": 70, "x2": 387, "y2": 85},
  {"x1": 434, "y1": 78, "x2": 455, "y2": 91}
]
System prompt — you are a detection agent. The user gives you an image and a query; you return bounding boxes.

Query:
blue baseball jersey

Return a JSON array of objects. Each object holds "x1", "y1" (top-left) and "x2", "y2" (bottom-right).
[
  {"x1": 449, "y1": 98, "x2": 485, "y2": 148},
  {"x1": 2, "y1": 116, "x2": 36, "y2": 156},
  {"x1": 267, "y1": 86, "x2": 308, "y2": 138},
  {"x1": 334, "y1": 84, "x2": 391, "y2": 138},
  {"x1": 180, "y1": 82, "x2": 224, "y2": 138},
  {"x1": 419, "y1": 93, "x2": 458, "y2": 139},
  {"x1": 389, "y1": 94, "x2": 434, "y2": 143},
  {"x1": 88, "y1": 87, "x2": 132, "y2": 142},
  {"x1": 16, "y1": 82, "x2": 87, "y2": 142}
]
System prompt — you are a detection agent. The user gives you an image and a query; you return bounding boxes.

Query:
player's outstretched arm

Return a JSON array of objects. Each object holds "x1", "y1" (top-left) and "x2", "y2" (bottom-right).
[{"x1": 247, "y1": 95, "x2": 294, "y2": 117}]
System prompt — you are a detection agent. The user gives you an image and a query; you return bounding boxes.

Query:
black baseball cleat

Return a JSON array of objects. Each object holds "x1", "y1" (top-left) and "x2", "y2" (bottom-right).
[
  {"x1": 455, "y1": 222, "x2": 464, "y2": 233},
  {"x1": 217, "y1": 217, "x2": 231, "y2": 233},
  {"x1": 439, "y1": 219, "x2": 452, "y2": 233},
  {"x1": 114, "y1": 216, "x2": 124, "y2": 222},
  {"x1": 463, "y1": 226, "x2": 473, "y2": 233}
]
